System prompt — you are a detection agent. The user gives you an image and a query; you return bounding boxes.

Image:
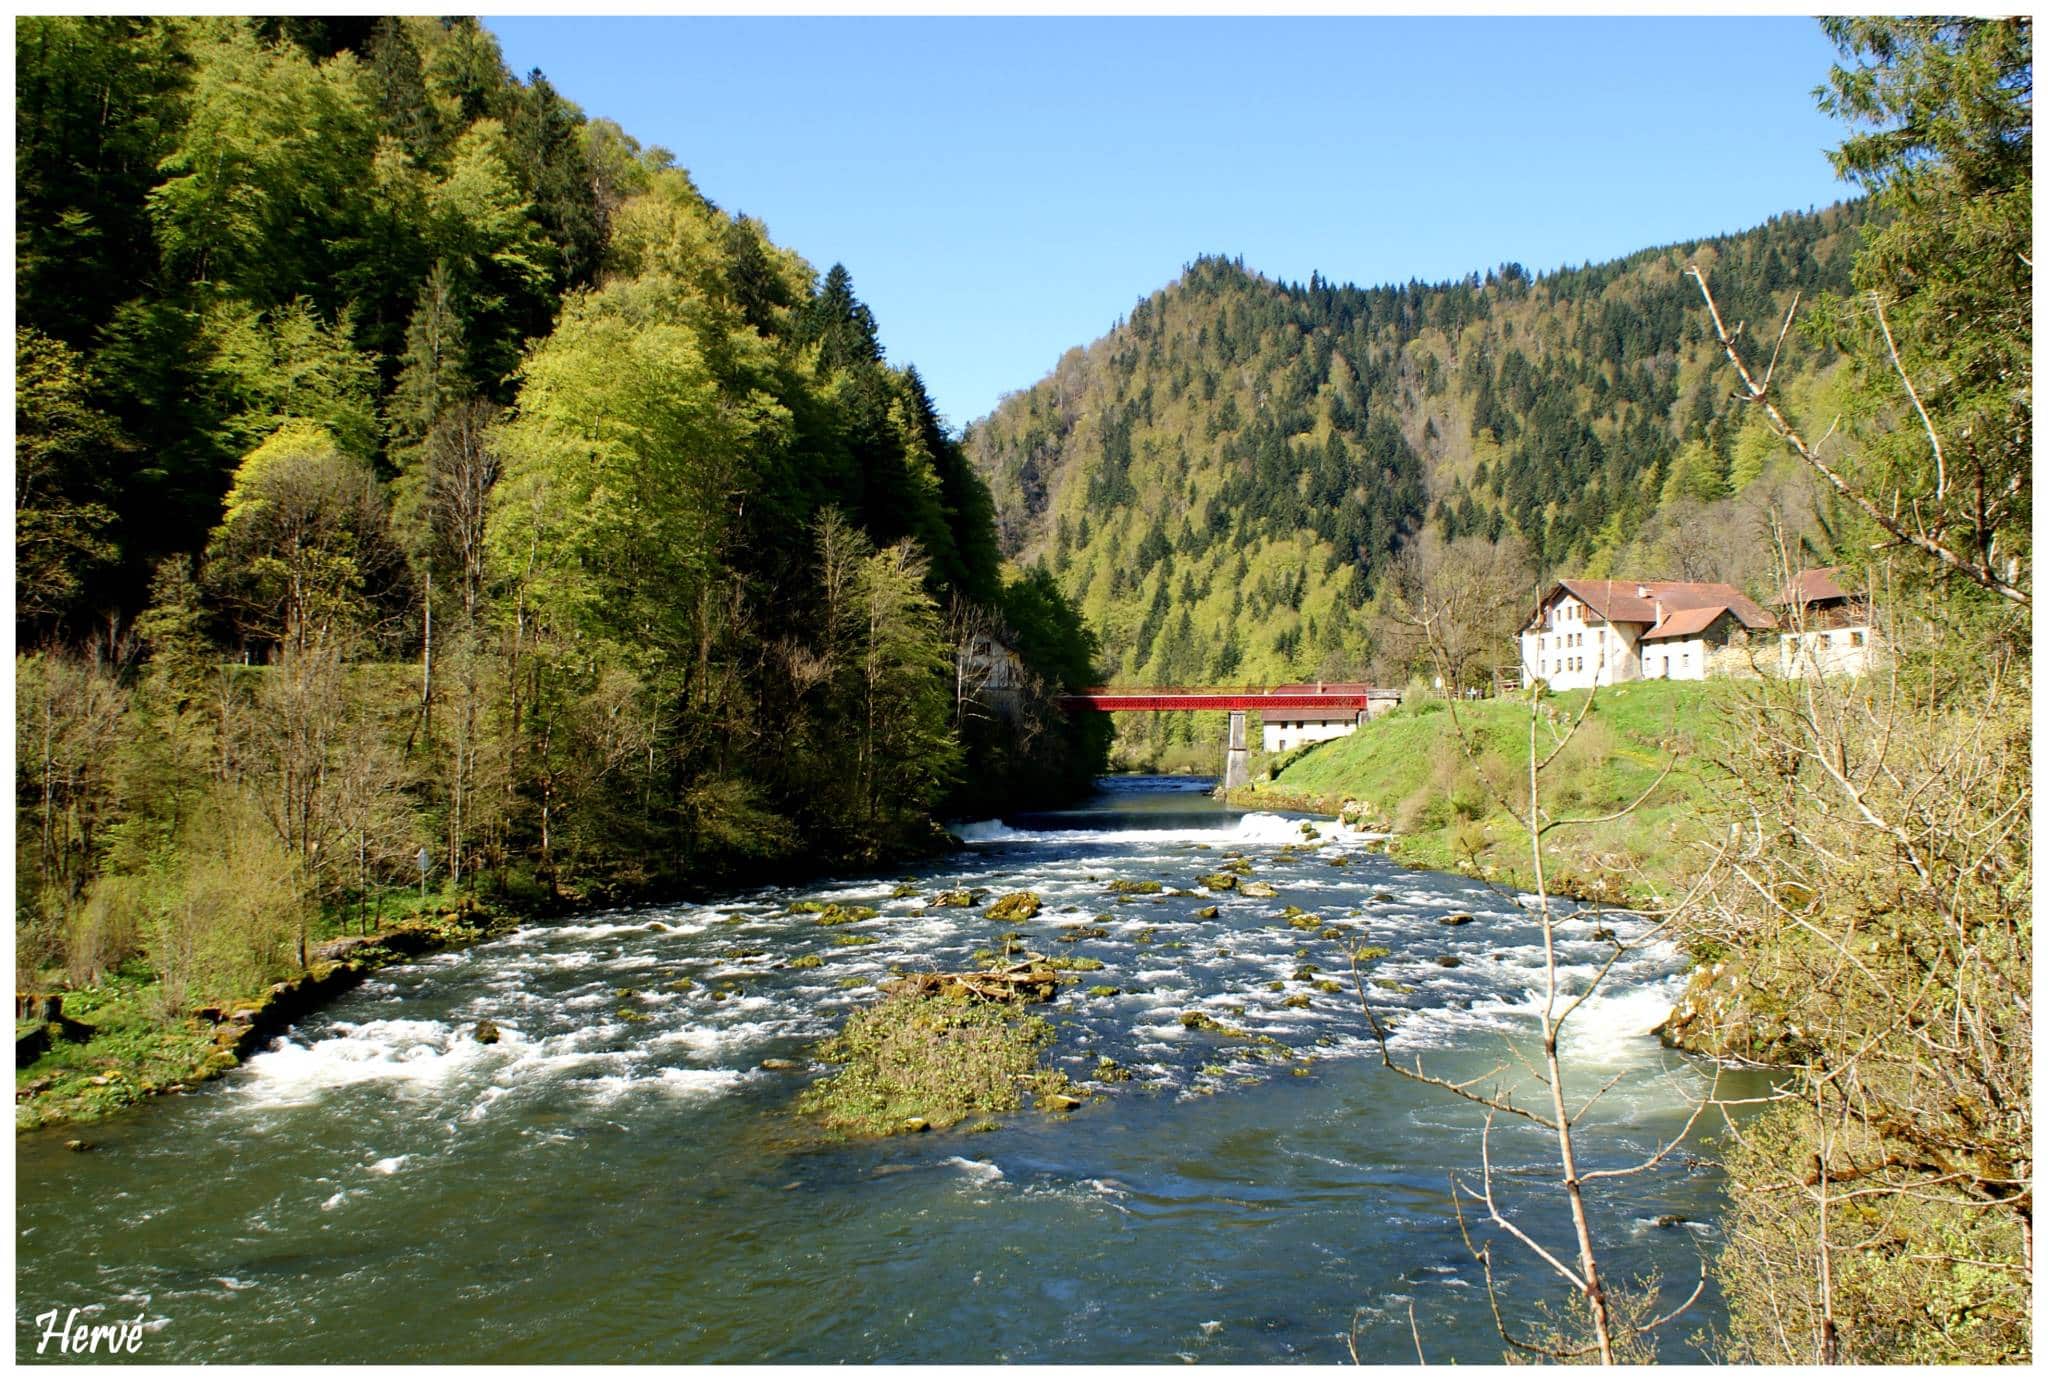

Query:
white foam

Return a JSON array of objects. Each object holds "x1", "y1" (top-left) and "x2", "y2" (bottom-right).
[
  {"x1": 239, "y1": 1019, "x2": 489, "y2": 1105},
  {"x1": 583, "y1": 1067, "x2": 747, "y2": 1103},
  {"x1": 946, "y1": 1156, "x2": 1005, "y2": 1184},
  {"x1": 956, "y1": 819, "x2": 1026, "y2": 842}
]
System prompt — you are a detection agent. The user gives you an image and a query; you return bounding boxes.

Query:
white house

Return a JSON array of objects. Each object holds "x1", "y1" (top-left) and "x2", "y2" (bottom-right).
[
  {"x1": 1772, "y1": 567, "x2": 1875, "y2": 678},
  {"x1": 1259, "y1": 684, "x2": 1400, "y2": 753},
  {"x1": 1519, "y1": 579, "x2": 1777, "y2": 691}
]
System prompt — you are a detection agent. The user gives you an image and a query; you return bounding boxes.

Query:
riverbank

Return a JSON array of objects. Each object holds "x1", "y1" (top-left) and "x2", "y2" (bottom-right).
[
  {"x1": 16, "y1": 792, "x2": 1063, "y2": 1136},
  {"x1": 1228, "y1": 681, "x2": 1735, "y2": 913},
  {"x1": 15, "y1": 897, "x2": 520, "y2": 1133}
]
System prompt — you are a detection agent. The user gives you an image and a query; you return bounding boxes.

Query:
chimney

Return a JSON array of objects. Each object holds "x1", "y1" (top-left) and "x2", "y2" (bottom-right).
[
  {"x1": 1636, "y1": 583, "x2": 1650, "y2": 599},
  {"x1": 1654, "y1": 598, "x2": 1664, "y2": 626}
]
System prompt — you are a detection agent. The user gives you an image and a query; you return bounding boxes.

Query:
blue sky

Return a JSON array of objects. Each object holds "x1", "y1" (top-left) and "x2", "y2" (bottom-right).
[{"x1": 486, "y1": 16, "x2": 1856, "y2": 431}]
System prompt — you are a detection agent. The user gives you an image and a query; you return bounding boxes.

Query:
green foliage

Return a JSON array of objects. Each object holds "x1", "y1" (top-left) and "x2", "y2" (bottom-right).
[
  {"x1": 1809, "y1": 17, "x2": 2031, "y2": 600},
  {"x1": 15, "y1": 329, "x2": 128, "y2": 633},
  {"x1": 205, "y1": 423, "x2": 408, "y2": 653},
  {"x1": 796, "y1": 991, "x2": 1060, "y2": 1137},
  {"x1": 1687, "y1": 27, "x2": 2032, "y2": 1362}
]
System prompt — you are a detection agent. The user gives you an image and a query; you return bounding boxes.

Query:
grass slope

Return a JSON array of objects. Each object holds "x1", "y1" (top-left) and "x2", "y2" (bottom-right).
[{"x1": 1237, "y1": 680, "x2": 1737, "y2": 907}]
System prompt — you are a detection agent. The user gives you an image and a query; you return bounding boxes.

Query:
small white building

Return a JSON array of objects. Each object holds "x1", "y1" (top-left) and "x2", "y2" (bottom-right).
[
  {"x1": 1520, "y1": 579, "x2": 1777, "y2": 691},
  {"x1": 1259, "y1": 684, "x2": 1400, "y2": 753},
  {"x1": 1772, "y1": 567, "x2": 1875, "y2": 678}
]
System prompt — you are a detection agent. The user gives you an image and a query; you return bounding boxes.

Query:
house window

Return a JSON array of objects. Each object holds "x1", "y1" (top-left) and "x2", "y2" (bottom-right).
[{"x1": 1850, "y1": 630, "x2": 1865, "y2": 647}]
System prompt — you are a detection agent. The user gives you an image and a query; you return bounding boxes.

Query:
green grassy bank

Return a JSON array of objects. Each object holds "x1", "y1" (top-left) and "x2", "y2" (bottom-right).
[
  {"x1": 1231, "y1": 680, "x2": 1737, "y2": 910},
  {"x1": 16, "y1": 887, "x2": 510, "y2": 1134}
]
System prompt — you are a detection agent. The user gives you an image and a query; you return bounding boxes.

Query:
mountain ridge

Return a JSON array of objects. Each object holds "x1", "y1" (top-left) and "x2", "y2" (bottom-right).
[{"x1": 964, "y1": 200, "x2": 1870, "y2": 696}]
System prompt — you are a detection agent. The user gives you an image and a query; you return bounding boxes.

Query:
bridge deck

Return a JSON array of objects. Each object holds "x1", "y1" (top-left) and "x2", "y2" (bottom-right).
[{"x1": 1057, "y1": 687, "x2": 1397, "y2": 713}]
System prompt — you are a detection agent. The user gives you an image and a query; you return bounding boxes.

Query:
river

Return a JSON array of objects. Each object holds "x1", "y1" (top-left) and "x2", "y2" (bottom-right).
[{"x1": 16, "y1": 777, "x2": 1741, "y2": 1364}]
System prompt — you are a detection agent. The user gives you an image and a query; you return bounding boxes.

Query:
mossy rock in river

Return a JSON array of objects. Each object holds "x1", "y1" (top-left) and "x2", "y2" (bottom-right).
[
  {"x1": 787, "y1": 954, "x2": 825, "y2": 969},
  {"x1": 1106, "y1": 879, "x2": 1163, "y2": 896},
  {"x1": 1193, "y1": 905, "x2": 1220, "y2": 920},
  {"x1": 984, "y1": 891, "x2": 1042, "y2": 923},
  {"x1": 811, "y1": 904, "x2": 880, "y2": 926},
  {"x1": 1179, "y1": 1010, "x2": 1248, "y2": 1038},
  {"x1": 1238, "y1": 881, "x2": 1278, "y2": 899},
  {"x1": 928, "y1": 889, "x2": 984, "y2": 909},
  {"x1": 1196, "y1": 872, "x2": 1239, "y2": 892},
  {"x1": 795, "y1": 991, "x2": 1064, "y2": 1138},
  {"x1": 1055, "y1": 925, "x2": 1109, "y2": 942}
]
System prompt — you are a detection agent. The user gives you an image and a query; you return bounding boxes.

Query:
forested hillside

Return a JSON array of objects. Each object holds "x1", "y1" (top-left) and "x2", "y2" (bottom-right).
[
  {"x1": 16, "y1": 16, "x2": 1106, "y2": 1002},
  {"x1": 966, "y1": 204, "x2": 1871, "y2": 700}
]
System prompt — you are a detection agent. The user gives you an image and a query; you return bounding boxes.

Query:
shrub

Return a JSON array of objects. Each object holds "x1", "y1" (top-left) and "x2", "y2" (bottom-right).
[{"x1": 797, "y1": 991, "x2": 1060, "y2": 1137}]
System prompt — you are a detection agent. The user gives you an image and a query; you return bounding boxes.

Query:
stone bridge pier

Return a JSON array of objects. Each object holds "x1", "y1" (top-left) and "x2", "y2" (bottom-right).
[{"x1": 1221, "y1": 710, "x2": 1250, "y2": 791}]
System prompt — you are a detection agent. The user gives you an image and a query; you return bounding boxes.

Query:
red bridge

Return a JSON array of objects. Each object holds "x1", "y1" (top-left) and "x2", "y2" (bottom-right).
[{"x1": 1056, "y1": 683, "x2": 1401, "y2": 713}]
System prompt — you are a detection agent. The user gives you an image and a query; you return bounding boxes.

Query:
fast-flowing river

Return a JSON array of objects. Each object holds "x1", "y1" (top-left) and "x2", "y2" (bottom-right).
[{"x1": 17, "y1": 778, "x2": 1740, "y2": 1364}]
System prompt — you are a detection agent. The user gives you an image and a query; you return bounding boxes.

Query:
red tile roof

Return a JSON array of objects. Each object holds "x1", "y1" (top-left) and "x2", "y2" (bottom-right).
[
  {"x1": 1641, "y1": 605, "x2": 1728, "y2": 641},
  {"x1": 1530, "y1": 579, "x2": 1776, "y2": 632},
  {"x1": 1772, "y1": 566, "x2": 1851, "y2": 607}
]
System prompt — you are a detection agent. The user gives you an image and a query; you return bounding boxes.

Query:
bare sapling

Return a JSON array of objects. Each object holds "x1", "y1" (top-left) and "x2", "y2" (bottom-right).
[{"x1": 1347, "y1": 590, "x2": 1738, "y2": 1362}]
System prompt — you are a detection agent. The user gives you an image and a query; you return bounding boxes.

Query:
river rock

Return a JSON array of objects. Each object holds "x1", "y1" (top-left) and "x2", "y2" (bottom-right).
[
  {"x1": 902, "y1": 1117, "x2": 930, "y2": 1134},
  {"x1": 1238, "y1": 881, "x2": 1278, "y2": 899},
  {"x1": 1042, "y1": 1092, "x2": 1084, "y2": 1112},
  {"x1": 1652, "y1": 1214, "x2": 1689, "y2": 1229},
  {"x1": 1439, "y1": 912, "x2": 1474, "y2": 926},
  {"x1": 985, "y1": 891, "x2": 1042, "y2": 923},
  {"x1": 1194, "y1": 906, "x2": 1219, "y2": 919},
  {"x1": 1436, "y1": 955, "x2": 1462, "y2": 967},
  {"x1": 1371, "y1": 891, "x2": 1396, "y2": 903},
  {"x1": 760, "y1": 1058, "x2": 801, "y2": 1071},
  {"x1": 1107, "y1": 879, "x2": 1163, "y2": 896},
  {"x1": 473, "y1": 1019, "x2": 501, "y2": 1045},
  {"x1": 928, "y1": 889, "x2": 982, "y2": 908},
  {"x1": 1196, "y1": 872, "x2": 1238, "y2": 891}
]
